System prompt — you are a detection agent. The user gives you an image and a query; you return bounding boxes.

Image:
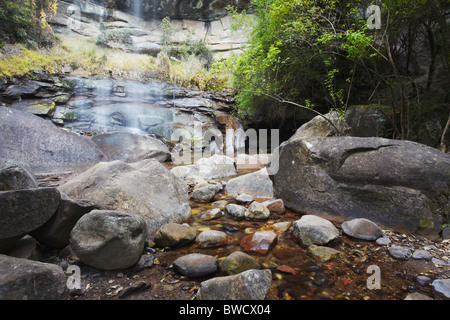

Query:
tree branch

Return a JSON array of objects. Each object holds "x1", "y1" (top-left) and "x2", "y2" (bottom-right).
[{"x1": 229, "y1": 86, "x2": 343, "y2": 135}]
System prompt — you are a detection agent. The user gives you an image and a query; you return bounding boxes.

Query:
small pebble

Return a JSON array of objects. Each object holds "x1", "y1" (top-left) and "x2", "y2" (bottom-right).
[
  {"x1": 416, "y1": 275, "x2": 431, "y2": 286},
  {"x1": 376, "y1": 237, "x2": 391, "y2": 245},
  {"x1": 412, "y1": 249, "x2": 433, "y2": 260}
]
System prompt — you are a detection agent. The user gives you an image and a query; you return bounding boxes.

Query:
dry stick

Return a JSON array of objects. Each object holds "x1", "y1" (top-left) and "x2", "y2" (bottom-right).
[{"x1": 229, "y1": 87, "x2": 343, "y2": 136}]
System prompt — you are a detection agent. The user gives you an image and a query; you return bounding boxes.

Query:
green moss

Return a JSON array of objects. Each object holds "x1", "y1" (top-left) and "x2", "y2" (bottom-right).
[{"x1": 419, "y1": 219, "x2": 435, "y2": 229}]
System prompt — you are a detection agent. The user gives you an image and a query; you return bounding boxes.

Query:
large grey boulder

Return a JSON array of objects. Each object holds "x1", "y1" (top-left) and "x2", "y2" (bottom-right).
[
  {"x1": 59, "y1": 159, "x2": 191, "y2": 229},
  {"x1": 344, "y1": 105, "x2": 390, "y2": 138},
  {"x1": 0, "y1": 188, "x2": 60, "y2": 252},
  {"x1": 0, "y1": 254, "x2": 68, "y2": 300},
  {"x1": 70, "y1": 210, "x2": 148, "y2": 270},
  {"x1": 271, "y1": 137, "x2": 450, "y2": 239},
  {"x1": 0, "y1": 161, "x2": 38, "y2": 191},
  {"x1": 289, "y1": 111, "x2": 353, "y2": 141},
  {"x1": 0, "y1": 107, "x2": 105, "y2": 173},
  {"x1": 91, "y1": 132, "x2": 171, "y2": 163},
  {"x1": 196, "y1": 269, "x2": 272, "y2": 300},
  {"x1": 225, "y1": 168, "x2": 273, "y2": 198},
  {"x1": 31, "y1": 192, "x2": 100, "y2": 249},
  {"x1": 171, "y1": 155, "x2": 237, "y2": 179}
]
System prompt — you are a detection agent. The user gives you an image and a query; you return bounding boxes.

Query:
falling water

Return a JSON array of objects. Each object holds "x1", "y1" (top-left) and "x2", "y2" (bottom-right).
[
  {"x1": 61, "y1": 77, "x2": 235, "y2": 152},
  {"x1": 153, "y1": 0, "x2": 158, "y2": 21},
  {"x1": 63, "y1": 77, "x2": 177, "y2": 136},
  {"x1": 133, "y1": 0, "x2": 143, "y2": 19}
]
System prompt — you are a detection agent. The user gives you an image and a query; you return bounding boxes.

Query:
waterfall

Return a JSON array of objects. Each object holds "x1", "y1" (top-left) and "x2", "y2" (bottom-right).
[
  {"x1": 65, "y1": 77, "x2": 173, "y2": 135},
  {"x1": 133, "y1": 0, "x2": 143, "y2": 19},
  {"x1": 153, "y1": 0, "x2": 158, "y2": 21},
  {"x1": 60, "y1": 76, "x2": 240, "y2": 158}
]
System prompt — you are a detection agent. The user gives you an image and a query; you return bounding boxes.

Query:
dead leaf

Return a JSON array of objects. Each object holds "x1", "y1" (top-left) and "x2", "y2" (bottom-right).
[{"x1": 276, "y1": 265, "x2": 296, "y2": 275}]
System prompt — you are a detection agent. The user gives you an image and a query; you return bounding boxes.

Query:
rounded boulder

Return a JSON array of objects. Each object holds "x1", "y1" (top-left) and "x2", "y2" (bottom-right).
[{"x1": 70, "y1": 210, "x2": 148, "y2": 270}]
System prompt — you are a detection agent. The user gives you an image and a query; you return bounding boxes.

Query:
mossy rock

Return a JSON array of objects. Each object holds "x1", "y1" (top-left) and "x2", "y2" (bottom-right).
[{"x1": 11, "y1": 99, "x2": 56, "y2": 117}]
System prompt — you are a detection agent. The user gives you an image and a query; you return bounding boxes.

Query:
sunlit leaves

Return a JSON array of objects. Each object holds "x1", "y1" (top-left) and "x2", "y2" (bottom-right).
[{"x1": 231, "y1": 0, "x2": 379, "y2": 116}]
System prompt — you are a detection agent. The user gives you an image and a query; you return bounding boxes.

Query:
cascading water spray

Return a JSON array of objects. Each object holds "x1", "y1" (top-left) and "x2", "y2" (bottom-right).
[
  {"x1": 153, "y1": 0, "x2": 158, "y2": 21},
  {"x1": 133, "y1": 0, "x2": 143, "y2": 19}
]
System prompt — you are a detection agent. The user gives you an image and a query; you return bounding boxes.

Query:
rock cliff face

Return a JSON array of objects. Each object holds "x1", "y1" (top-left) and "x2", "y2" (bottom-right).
[
  {"x1": 114, "y1": 0, "x2": 251, "y2": 21},
  {"x1": 50, "y1": 0, "x2": 251, "y2": 58}
]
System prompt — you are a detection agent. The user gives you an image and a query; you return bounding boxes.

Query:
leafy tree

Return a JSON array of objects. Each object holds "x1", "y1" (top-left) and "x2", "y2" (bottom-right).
[
  {"x1": 231, "y1": 0, "x2": 374, "y2": 125},
  {"x1": 0, "y1": 0, "x2": 35, "y2": 44},
  {"x1": 160, "y1": 16, "x2": 174, "y2": 54},
  {"x1": 0, "y1": 0, "x2": 58, "y2": 46},
  {"x1": 230, "y1": 0, "x2": 449, "y2": 140},
  {"x1": 375, "y1": 0, "x2": 450, "y2": 140}
]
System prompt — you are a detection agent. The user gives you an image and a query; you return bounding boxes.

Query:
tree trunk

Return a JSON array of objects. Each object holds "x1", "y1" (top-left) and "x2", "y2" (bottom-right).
[
  {"x1": 441, "y1": 116, "x2": 450, "y2": 153},
  {"x1": 428, "y1": 0, "x2": 450, "y2": 80}
]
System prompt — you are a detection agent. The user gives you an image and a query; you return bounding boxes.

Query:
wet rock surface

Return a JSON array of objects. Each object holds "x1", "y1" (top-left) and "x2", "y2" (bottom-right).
[
  {"x1": 0, "y1": 75, "x2": 240, "y2": 160},
  {"x1": 240, "y1": 231, "x2": 278, "y2": 255},
  {"x1": 220, "y1": 251, "x2": 261, "y2": 275}
]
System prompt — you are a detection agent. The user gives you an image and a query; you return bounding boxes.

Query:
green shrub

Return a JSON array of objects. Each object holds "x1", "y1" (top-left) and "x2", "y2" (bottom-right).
[
  {"x1": 96, "y1": 29, "x2": 133, "y2": 47},
  {"x1": 178, "y1": 29, "x2": 214, "y2": 69},
  {"x1": 0, "y1": 0, "x2": 58, "y2": 47},
  {"x1": 0, "y1": 0, "x2": 35, "y2": 44}
]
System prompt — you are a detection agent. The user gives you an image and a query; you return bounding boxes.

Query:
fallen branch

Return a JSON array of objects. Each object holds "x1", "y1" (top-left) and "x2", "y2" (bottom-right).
[{"x1": 228, "y1": 87, "x2": 343, "y2": 136}]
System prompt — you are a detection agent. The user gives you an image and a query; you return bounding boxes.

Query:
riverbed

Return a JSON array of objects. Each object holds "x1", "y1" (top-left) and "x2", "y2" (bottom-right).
[{"x1": 37, "y1": 164, "x2": 450, "y2": 301}]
